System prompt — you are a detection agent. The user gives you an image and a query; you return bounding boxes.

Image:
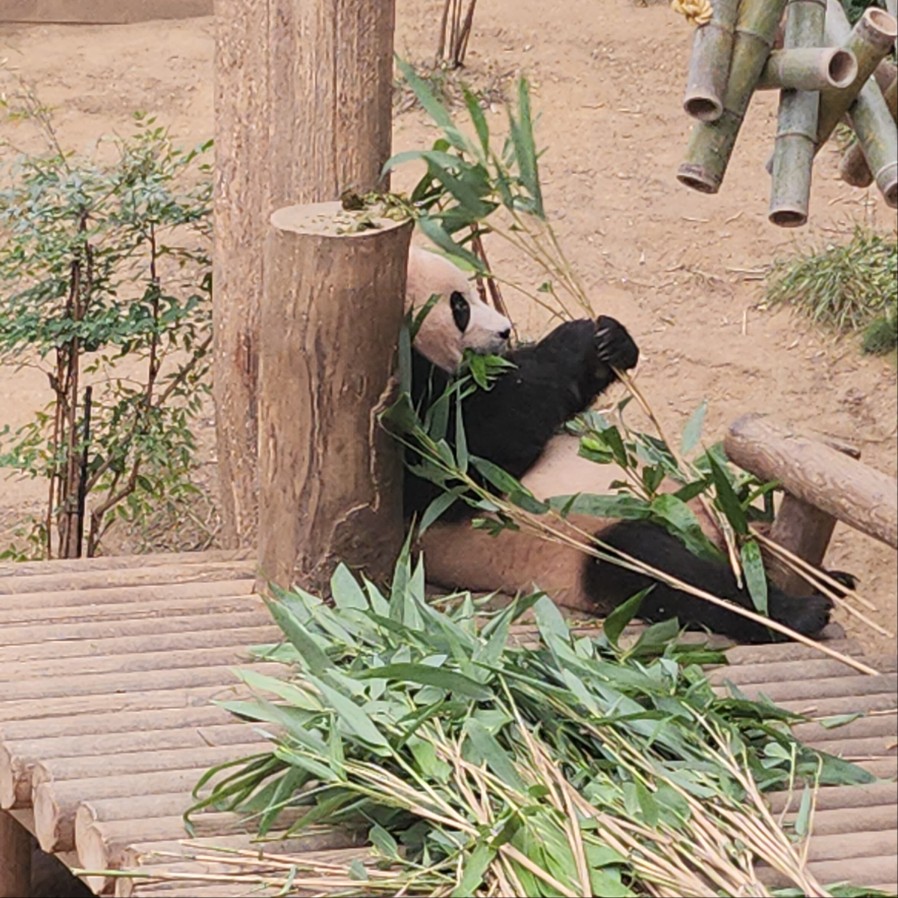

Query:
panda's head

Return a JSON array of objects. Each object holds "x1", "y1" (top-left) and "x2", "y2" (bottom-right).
[{"x1": 406, "y1": 246, "x2": 512, "y2": 373}]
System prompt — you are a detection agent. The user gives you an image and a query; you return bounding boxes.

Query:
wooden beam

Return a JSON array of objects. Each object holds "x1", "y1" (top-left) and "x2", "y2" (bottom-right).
[{"x1": 725, "y1": 413, "x2": 898, "y2": 549}]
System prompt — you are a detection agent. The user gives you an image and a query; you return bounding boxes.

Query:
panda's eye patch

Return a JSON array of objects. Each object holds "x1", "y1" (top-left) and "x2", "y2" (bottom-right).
[{"x1": 450, "y1": 291, "x2": 470, "y2": 332}]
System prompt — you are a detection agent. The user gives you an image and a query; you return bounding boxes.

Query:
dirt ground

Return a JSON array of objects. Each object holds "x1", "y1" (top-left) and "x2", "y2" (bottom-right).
[{"x1": 0, "y1": 0, "x2": 895, "y2": 653}]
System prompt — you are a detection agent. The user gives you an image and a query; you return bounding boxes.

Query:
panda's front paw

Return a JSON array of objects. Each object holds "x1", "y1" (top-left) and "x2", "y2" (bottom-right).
[{"x1": 595, "y1": 315, "x2": 639, "y2": 371}]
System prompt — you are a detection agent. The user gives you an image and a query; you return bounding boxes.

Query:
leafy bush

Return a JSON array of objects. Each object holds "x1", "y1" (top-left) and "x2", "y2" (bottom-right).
[
  {"x1": 766, "y1": 227, "x2": 898, "y2": 356},
  {"x1": 0, "y1": 103, "x2": 213, "y2": 559}
]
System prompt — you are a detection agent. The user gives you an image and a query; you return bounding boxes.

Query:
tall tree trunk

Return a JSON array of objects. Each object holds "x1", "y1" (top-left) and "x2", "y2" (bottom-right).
[{"x1": 213, "y1": 0, "x2": 397, "y2": 548}]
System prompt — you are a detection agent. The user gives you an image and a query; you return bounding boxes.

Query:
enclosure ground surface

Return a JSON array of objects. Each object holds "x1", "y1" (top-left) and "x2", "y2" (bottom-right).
[{"x1": 0, "y1": 0, "x2": 895, "y2": 653}]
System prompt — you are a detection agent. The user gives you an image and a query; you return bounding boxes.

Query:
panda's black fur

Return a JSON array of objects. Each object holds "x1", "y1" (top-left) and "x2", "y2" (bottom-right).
[{"x1": 403, "y1": 250, "x2": 836, "y2": 644}]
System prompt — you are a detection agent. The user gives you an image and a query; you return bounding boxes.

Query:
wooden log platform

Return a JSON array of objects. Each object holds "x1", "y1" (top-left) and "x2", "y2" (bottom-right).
[{"x1": 1, "y1": 550, "x2": 895, "y2": 897}]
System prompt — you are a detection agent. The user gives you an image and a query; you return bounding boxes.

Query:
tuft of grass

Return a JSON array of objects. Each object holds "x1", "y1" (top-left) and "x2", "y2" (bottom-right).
[{"x1": 767, "y1": 227, "x2": 898, "y2": 355}]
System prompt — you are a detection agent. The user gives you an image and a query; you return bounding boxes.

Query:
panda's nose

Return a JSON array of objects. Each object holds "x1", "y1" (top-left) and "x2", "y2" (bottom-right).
[{"x1": 498, "y1": 327, "x2": 511, "y2": 340}]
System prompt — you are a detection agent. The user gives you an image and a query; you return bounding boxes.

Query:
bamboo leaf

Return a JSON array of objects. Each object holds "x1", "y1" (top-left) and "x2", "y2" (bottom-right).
[
  {"x1": 740, "y1": 539, "x2": 768, "y2": 614},
  {"x1": 356, "y1": 662, "x2": 493, "y2": 700},
  {"x1": 707, "y1": 452, "x2": 749, "y2": 535},
  {"x1": 306, "y1": 675, "x2": 392, "y2": 754},
  {"x1": 680, "y1": 400, "x2": 707, "y2": 455},
  {"x1": 603, "y1": 585, "x2": 654, "y2": 646}
]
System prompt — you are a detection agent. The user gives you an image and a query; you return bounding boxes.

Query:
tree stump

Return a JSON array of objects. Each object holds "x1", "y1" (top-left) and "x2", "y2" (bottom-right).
[{"x1": 257, "y1": 202, "x2": 413, "y2": 594}]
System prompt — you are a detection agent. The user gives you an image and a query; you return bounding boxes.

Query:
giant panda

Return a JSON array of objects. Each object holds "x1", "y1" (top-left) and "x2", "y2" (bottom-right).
[{"x1": 402, "y1": 245, "x2": 835, "y2": 644}]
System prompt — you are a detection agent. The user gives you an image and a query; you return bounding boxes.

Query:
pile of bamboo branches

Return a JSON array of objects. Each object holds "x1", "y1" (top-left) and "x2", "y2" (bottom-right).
[{"x1": 677, "y1": 0, "x2": 898, "y2": 226}]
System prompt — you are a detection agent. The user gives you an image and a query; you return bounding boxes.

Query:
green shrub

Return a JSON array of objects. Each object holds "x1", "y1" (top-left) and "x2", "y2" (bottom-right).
[
  {"x1": 0, "y1": 103, "x2": 213, "y2": 559},
  {"x1": 766, "y1": 227, "x2": 898, "y2": 356}
]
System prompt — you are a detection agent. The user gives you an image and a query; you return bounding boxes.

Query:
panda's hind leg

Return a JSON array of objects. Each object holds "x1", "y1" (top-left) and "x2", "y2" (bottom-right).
[{"x1": 583, "y1": 520, "x2": 833, "y2": 644}]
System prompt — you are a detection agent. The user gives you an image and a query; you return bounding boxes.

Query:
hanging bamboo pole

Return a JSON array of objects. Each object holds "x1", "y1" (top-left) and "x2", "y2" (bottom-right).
[
  {"x1": 678, "y1": 0, "x2": 788, "y2": 193},
  {"x1": 816, "y1": 4, "x2": 897, "y2": 148},
  {"x1": 840, "y1": 70, "x2": 897, "y2": 187},
  {"x1": 769, "y1": 0, "x2": 827, "y2": 227},
  {"x1": 825, "y1": 0, "x2": 898, "y2": 207},
  {"x1": 683, "y1": 0, "x2": 740, "y2": 121},
  {"x1": 756, "y1": 47, "x2": 857, "y2": 90}
]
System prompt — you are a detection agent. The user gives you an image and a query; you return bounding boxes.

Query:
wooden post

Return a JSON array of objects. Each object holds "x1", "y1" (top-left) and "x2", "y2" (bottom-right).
[
  {"x1": 214, "y1": 0, "x2": 397, "y2": 548},
  {"x1": 258, "y1": 203, "x2": 412, "y2": 593},
  {"x1": 724, "y1": 413, "x2": 898, "y2": 554},
  {"x1": 0, "y1": 810, "x2": 31, "y2": 898}
]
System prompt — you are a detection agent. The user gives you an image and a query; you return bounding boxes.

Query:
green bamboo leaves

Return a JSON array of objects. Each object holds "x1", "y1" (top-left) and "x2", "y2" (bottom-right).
[{"x1": 190, "y1": 551, "x2": 873, "y2": 896}]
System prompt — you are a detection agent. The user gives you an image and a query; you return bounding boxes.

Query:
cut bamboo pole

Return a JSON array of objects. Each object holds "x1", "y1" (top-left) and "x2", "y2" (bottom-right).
[
  {"x1": 0, "y1": 725, "x2": 266, "y2": 809},
  {"x1": 0, "y1": 810, "x2": 31, "y2": 898},
  {"x1": 757, "y1": 46, "x2": 857, "y2": 90},
  {"x1": 840, "y1": 71, "x2": 897, "y2": 187},
  {"x1": 683, "y1": 0, "x2": 740, "y2": 121},
  {"x1": 0, "y1": 624, "x2": 276, "y2": 665},
  {"x1": 724, "y1": 413, "x2": 898, "y2": 549},
  {"x1": 34, "y1": 769, "x2": 208, "y2": 853},
  {"x1": 769, "y1": 0, "x2": 827, "y2": 227},
  {"x1": 0, "y1": 608, "x2": 269, "y2": 650},
  {"x1": 0, "y1": 680, "x2": 253, "y2": 726},
  {"x1": 735, "y1": 672, "x2": 898, "y2": 703},
  {"x1": 0, "y1": 559, "x2": 254, "y2": 595},
  {"x1": 1, "y1": 642, "x2": 266, "y2": 684},
  {"x1": 678, "y1": 0, "x2": 789, "y2": 192},
  {"x1": 845, "y1": 77, "x2": 898, "y2": 206},
  {"x1": 258, "y1": 202, "x2": 412, "y2": 593},
  {"x1": 78, "y1": 817, "x2": 298, "y2": 894},
  {"x1": 816, "y1": 4, "x2": 898, "y2": 148},
  {"x1": 0, "y1": 591, "x2": 261, "y2": 630}
]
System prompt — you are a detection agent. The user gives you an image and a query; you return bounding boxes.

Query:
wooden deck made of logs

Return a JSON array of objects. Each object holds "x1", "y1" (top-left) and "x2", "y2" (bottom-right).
[{"x1": 1, "y1": 549, "x2": 896, "y2": 897}]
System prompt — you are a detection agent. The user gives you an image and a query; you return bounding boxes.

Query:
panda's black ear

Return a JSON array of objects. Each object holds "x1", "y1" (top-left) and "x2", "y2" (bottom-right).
[{"x1": 450, "y1": 291, "x2": 470, "y2": 333}]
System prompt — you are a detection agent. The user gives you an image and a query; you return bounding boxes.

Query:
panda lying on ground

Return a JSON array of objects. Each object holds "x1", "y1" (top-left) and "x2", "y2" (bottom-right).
[{"x1": 403, "y1": 245, "x2": 835, "y2": 644}]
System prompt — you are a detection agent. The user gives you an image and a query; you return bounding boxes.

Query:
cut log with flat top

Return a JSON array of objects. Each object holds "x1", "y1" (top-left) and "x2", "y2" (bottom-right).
[
  {"x1": 258, "y1": 202, "x2": 412, "y2": 593},
  {"x1": 725, "y1": 413, "x2": 898, "y2": 548}
]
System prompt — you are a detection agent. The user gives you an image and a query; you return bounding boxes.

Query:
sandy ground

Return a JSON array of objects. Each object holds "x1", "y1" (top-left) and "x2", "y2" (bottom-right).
[{"x1": 0, "y1": 0, "x2": 895, "y2": 653}]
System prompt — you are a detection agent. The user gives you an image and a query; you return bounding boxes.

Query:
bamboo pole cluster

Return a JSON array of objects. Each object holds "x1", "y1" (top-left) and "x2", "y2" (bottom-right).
[{"x1": 678, "y1": 0, "x2": 898, "y2": 224}]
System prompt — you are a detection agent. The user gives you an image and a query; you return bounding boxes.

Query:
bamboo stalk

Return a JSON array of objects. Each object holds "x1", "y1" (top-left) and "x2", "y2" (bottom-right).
[
  {"x1": 757, "y1": 47, "x2": 857, "y2": 90},
  {"x1": 769, "y1": 0, "x2": 827, "y2": 227},
  {"x1": 824, "y1": 1, "x2": 898, "y2": 206},
  {"x1": 840, "y1": 71, "x2": 898, "y2": 187},
  {"x1": 678, "y1": 0, "x2": 789, "y2": 193},
  {"x1": 683, "y1": 0, "x2": 740, "y2": 121},
  {"x1": 817, "y1": 4, "x2": 898, "y2": 148}
]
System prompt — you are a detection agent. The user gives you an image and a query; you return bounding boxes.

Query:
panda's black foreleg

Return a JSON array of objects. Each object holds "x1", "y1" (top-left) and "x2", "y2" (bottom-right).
[{"x1": 583, "y1": 520, "x2": 834, "y2": 643}]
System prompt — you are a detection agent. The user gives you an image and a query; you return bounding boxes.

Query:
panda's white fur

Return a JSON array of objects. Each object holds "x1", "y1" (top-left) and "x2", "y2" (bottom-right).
[
  {"x1": 418, "y1": 433, "x2": 723, "y2": 612},
  {"x1": 406, "y1": 246, "x2": 511, "y2": 372}
]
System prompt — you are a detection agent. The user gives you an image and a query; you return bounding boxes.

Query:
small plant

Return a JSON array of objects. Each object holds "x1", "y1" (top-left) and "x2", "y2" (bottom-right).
[
  {"x1": 437, "y1": 0, "x2": 479, "y2": 68},
  {"x1": 0, "y1": 94, "x2": 213, "y2": 559},
  {"x1": 766, "y1": 227, "x2": 898, "y2": 356}
]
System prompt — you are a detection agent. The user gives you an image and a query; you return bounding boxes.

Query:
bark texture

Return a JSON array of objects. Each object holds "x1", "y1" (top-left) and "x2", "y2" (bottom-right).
[
  {"x1": 214, "y1": 0, "x2": 396, "y2": 547},
  {"x1": 258, "y1": 204, "x2": 412, "y2": 593}
]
